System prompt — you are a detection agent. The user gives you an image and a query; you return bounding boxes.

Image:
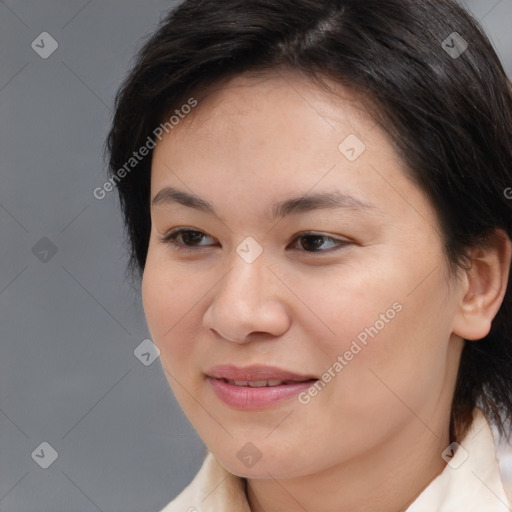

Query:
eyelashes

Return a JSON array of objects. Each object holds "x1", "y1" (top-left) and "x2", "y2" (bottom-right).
[
  {"x1": 160, "y1": 228, "x2": 209, "y2": 250},
  {"x1": 158, "y1": 227, "x2": 352, "y2": 254}
]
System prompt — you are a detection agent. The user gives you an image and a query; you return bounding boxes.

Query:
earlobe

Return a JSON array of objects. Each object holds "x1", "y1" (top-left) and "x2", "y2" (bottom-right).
[{"x1": 452, "y1": 229, "x2": 512, "y2": 341}]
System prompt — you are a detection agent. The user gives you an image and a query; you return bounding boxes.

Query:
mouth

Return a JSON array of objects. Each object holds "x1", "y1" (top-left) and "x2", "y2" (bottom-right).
[
  {"x1": 206, "y1": 365, "x2": 318, "y2": 409},
  {"x1": 221, "y1": 378, "x2": 313, "y2": 387},
  {"x1": 206, "y1": 364, "x2": 317, "y2": 382}
]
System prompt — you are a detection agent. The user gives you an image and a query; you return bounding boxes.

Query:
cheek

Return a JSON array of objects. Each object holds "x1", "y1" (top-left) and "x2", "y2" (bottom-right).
[
  {"x1": 298, "y1": 263, "x2": 403, "y2": 355},
  {"x1": 322, "y1": 272, "x2": 452, "y2": 418},
  {"x1": 305, "y1": 253, "x2": 452, "y2": 399},
  {"x1": 141, "y1": 252, "x2": 204, "y2": 362}
]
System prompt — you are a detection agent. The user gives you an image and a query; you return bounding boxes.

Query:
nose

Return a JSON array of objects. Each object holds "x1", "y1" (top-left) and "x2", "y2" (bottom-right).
[{"x1": 202, "y1": 251, "x2": 291, "y2": 343}]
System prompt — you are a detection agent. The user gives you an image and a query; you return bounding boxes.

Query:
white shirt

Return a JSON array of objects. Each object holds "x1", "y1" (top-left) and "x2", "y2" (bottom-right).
[{"x1": 160, "y1": 408, "x2": 511, "y2": 511}]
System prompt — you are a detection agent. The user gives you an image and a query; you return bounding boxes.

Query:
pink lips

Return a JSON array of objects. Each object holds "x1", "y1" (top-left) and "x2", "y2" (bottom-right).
[{"x1": 206, "y1": 364, "x2": 318, "y2": 409}]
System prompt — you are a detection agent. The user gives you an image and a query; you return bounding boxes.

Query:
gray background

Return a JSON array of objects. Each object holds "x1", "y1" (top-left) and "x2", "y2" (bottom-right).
[{"x1": 1, "y1": 1, "x2": 511, "y2": 511}]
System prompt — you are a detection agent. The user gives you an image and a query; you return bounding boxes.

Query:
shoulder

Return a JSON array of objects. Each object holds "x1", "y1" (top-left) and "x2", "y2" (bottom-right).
[{"x1": 406, "y1": 408, "x2": 512, "y2": 511}]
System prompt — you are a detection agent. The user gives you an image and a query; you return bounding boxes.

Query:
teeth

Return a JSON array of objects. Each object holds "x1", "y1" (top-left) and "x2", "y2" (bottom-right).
[
  {"x1": 247, "y1": 380, "x2": 269, "y2": 387},
  {"x1": 229, "y1": 379, "x2": 286, "y2": 387}
]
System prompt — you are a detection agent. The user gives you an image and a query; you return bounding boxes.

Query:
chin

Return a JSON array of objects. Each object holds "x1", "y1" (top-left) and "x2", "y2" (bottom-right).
[{"x1": 214, "y1": 450, "x2": 314, "y2": 480}]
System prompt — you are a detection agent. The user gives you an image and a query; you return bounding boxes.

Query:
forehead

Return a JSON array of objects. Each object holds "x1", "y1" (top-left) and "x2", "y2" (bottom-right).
[
  {"x1": 166, "y1": 70, "x2": 375, "y2": 143},
  {"x1": 149, "y1": 70, "x2": 436, "y2": 229},
  {"x1": 152, "y1": 71, "x2": 386, "y2": 179}
]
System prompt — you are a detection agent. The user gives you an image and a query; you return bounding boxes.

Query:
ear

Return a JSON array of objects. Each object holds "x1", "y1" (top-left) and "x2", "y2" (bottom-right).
[{"x1": 453, "y1": 229, "x2": 512, "y2": 341}]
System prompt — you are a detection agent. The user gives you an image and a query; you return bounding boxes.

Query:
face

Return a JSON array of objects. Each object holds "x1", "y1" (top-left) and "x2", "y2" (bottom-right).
[{"x1": 142, "y1": 71, "x2": 464, "y2": 478}]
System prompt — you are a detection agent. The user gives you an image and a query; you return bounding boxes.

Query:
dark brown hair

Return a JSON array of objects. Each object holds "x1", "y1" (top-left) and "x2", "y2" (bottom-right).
[{"x1": 106, "y1": 0, "x2": 512, "y2": 441}]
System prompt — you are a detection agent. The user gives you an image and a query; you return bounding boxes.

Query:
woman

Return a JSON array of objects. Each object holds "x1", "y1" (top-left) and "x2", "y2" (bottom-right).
[{"x1": 106, "y1": 0, "x2": 512, "y2": 510}]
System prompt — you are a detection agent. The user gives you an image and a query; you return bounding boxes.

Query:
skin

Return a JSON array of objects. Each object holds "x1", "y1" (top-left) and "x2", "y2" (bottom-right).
[{"x1": 142, "y1": 70, "x2": 511, "y2": 512}]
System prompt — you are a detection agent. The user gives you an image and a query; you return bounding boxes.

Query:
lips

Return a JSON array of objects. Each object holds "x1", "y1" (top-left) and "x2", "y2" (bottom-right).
[
  {"x1": 206, "y1": 364, "x2": 317, "y2": 383},
  {"x1": 206, "y1": 365, "x2": 318, "y2": 409}
]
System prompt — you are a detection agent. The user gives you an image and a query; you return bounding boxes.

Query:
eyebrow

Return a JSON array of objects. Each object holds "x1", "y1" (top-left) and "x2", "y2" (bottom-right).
[{"x1": 151, "y1": 186, "x2": 375, "y2": 220}]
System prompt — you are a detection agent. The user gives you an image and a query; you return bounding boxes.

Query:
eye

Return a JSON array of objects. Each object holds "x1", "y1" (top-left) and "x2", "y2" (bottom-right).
[
  {"x1": 289, "y1": 232, "x2": 351, "y2": 253},
  {"x1": 159, "y1": 228, "x2": 217, "y2": 252},
  {"x1": 159, "y1": 227, "x2": 351, "y2": 254}
]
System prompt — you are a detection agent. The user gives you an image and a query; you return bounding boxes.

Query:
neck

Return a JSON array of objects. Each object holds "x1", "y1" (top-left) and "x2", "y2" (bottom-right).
[{"x1": 245, "y1": 415, "x2": 450, "y2": 512}]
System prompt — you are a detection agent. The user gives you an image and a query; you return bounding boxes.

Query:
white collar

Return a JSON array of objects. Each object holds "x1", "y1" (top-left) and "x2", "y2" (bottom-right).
[
  {"x1": 161, "y1": 408, "x2": 511, "y2": 512},
  {"x1": 406, "y1": 408, "x2": 511, "y2": 511}
]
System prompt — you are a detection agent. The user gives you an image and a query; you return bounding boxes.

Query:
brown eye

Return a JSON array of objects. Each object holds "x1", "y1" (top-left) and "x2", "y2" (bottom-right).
[
  {"x1": 291, "y1": 233, "x2": 351, "y2": 253},
  {"x1": 160, "y1": 228, "x2": 217, "y2": 251},
  {"x1": 175, "y1": 230, "x2": 206, "y2": 246}
]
